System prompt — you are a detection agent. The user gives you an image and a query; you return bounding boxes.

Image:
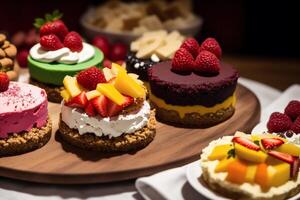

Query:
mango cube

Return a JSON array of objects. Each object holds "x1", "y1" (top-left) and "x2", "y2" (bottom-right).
[
  {"x1": 111, "y1": 63, "x2": 127, "y2": 76},
  {"x1": 215, "y1": 157, "x2": 235, "y2": 173},
  {"x1": 86, "y1": 90, "x2": 102, "y2": 100},
  {"x1": 226, "y1": 159, "x2": 248, "y2": 184},
  {"x1": 96, "y1": 83, "x2": 125, "y2": 105},
  {"x1": 267, "y1": 162, "x2": 290, "y2": 187},
  {"x1": 208, "y1": 144, "x2": 233, "y2": 160},
  {"x1": 235, "y1": 143, "x2": 268, "y2": 163},
  {"x1": 275, "y1": 143, "x2": 300, "y2": 156},
  {"x1": 60, "y1": 89, "x2": 71, "y2": 102},
  {"x1": 245, "y1": 164, "x2": 257, "y2": 183},
  {"x1": 63, "y1": 76, "x2": 82, "y2": 97}
]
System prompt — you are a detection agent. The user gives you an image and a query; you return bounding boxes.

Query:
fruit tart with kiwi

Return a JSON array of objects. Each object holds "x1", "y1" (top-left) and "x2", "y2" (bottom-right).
[
  {"x1": 200, "y1": 131, "x2": 300, "y2": 200},
  {"x1": 59, "y1": 63, "x2": 156, "y2": 152}
]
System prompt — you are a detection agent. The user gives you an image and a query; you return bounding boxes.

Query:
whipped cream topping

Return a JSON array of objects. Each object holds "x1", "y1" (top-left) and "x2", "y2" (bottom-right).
[
  {"x1": 30, "y1": 42, "x2": 95, "y2": 64},
  {"x1": 61, "y1": 101, "x2": 150, "y2": 138}
]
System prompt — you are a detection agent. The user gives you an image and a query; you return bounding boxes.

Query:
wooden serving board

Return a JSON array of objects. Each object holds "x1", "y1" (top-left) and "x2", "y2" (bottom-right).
[{"x1": 0, "y1": 84, "x2": 260, "y2": 184}]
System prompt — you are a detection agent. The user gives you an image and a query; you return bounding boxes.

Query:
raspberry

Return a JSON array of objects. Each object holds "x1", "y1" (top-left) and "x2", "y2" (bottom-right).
[
  {"x1": 171, "y1": 48, "x2": 194, "y2": 72},
  {"x1": 284, "y1": 100, "x2": 300, "y2": 121},
  {"x1": 267, "y1": 112, "x2": 293, "y2": 133},
  {"x1": 199, "y1": 37, "x2": 222, "y2": 59},
  {"x1": 0, "y1": 72, "x2": 9, "y2": 92},
  {"x1": 180, "y1": 38, "x2": 199, "y2": 58},
  {"x1": 291, "y1": 116, "x2": 300, "y2": 134},
  {"x1": 76, "y1": 67, "x2": 106, "y2": 90},
  {"x1": 194, "y1": 50, "x2": 220, "y2": 74}
]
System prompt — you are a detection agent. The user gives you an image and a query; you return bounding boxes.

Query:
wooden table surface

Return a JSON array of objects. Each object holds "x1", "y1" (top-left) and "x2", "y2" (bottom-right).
[{"x1": 224, "y1": 55, "x2": 300, "y2": 91}]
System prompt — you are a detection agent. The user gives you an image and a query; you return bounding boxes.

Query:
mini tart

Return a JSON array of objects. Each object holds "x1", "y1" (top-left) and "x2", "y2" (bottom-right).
[{"x1": 148, "y1": 61, "x2": 239, "y2": 127}]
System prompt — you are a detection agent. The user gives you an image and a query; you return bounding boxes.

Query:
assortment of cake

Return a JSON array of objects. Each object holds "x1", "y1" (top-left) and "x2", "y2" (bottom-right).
[
  {"x1": 201, "y1": 132, "x2": 300, "y2": 200},
  {"x1": 148, "y1": 37, "x2": 239, "y2": 127},
  {"x1": 59, "y1": 63, "x2": 156, "y2": 152},
  {"x1": 0, "y1": 72, "x2": 51, "y2": 156},
  {"x1": 28, "y1": 10, "x2": 103, "y2": 103}
]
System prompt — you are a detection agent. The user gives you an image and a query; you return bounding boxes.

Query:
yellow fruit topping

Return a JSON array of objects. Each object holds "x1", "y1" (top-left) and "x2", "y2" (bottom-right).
[
  {"x1": 235, "y1": 143, "x2": 268, "y2": 163},
  {"x1": 215, "y1": 157, "x2": 235, "y2": 173},
  {"x1": 227, "y1": 159, "x2": 248, "y2": 184},
  {"x1": 275, "y1": 143, "x2": 300, "y2": 156},
  {"x1": 86, "y1": 90, "x2": 102, "y2": 100},
  {"x1": 111, "y1": 63, "x2": 127, "y2": 76},
  {"x1": 114, "y1": 71, "x2": 145, "y2": 98},
  {"x1": 63, "y1": 76, "x2": 82, "y2": 97},
  {"x1": 255, "y1": 163, "x2": 269, "y2": 190},
  {"x1": 60, "y1": 89, "x2": 71, "y2": 102},
  {"x1": 96, "y1": 83, "x2": 125, "y2": 105},
  {"x1": 268, "y1": 162, "x2": 290, "y2": 187},
  {"x1": 208, "y1": 144, "x2": 233, "y2": 160},
  {"x1": 245, "y1": 164, "x2": 257, "y2": 183}
]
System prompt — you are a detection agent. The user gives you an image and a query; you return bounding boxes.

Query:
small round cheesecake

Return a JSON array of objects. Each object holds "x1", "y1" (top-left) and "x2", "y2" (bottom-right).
[{"x1": 148, "y1": 61, "x2": 239, "y2": 127}]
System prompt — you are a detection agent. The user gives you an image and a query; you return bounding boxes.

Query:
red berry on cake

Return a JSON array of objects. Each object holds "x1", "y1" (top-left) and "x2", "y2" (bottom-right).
[
  {"x1": 172, "y1": 48, "x2": 194, "y2": 72},
  {"x1": 284, "y1": 100, "x2": 300, "y2": 121},
  {"x1": 40, "y1": 19, "x2": 69, "y2": 42},
  {"x1": 232, "y1": 137, "x2": 260, "y2": 151},
  {"x1": 180, "y1": 38, "x2": 199, "y2": 58},
  {"x1": 85, "y1": 101, "x2": 96, "y2": 117},
  {"x1": 0, "y1": 72, "x2": 9, "y2": 92},
  {"x1": 63, "y1": 31, "x2": 83, "y2": 52},
  {"x1": 199, "y1": 37, "x2": 222, "y2": 59},
  {"x1": 40, "y1": 34, "x2": 64, "y2": 51},
  {"x1": 267, "y1": 112, "x2": 293, "y2": 133},
  {"x1": 291, "y1": 116, "x2": 300, "y2": 134},
  {"x1": 76, "y1": 67, "x2": 107, "y2": 90},
  {"x1": 92, "y1": 36, "x2": 110, "y2": 58},
  {"x1": 91, "y1": 95, "x2": 109, "y2": 117},
  {"x1": 194, "y1": 50, "x2": 220, "y2": 74},
  {"x1": 107, "y1": 96, "x2": 134, "y2": 117},
  {"x1": 261, "y1": 138, "x2": 284, "y2": 149},
  {"x1": 65, "y1": 92, "x2": 88, "y2": 108},
  {"x1": 110, "y1": 43, "x2": 127, "y2": 61}
]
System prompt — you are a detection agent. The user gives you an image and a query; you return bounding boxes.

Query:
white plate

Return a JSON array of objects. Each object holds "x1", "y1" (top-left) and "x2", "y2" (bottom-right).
[{"x1": 186, "y1": 161, "x2": 300, "y2": 200}]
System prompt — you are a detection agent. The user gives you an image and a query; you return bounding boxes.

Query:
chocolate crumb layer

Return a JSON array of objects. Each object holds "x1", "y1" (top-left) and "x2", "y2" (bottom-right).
[
  {"x1": 30, "y1": 78, "x2": 63, "y2": 103},
  {"x1": 58, "y1": 110, "x2": 156, "y2": 152},
  {"x1": 0, "y1": 118, "x2": 52, "y2": 156}
]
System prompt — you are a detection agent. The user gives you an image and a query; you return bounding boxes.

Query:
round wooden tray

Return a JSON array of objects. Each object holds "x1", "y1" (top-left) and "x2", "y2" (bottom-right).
[{"x1": 0, "y1": 84, "x2": 260, "y2": 184}]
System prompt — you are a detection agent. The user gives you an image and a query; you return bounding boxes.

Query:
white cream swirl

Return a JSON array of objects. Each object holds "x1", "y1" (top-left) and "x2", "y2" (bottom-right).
[
  {"x1": 61, "y1": 101, "x2": 150, "y2": 138},
  {"x1": 30, "y1": 42, "x2": 95, "y2": 64}
]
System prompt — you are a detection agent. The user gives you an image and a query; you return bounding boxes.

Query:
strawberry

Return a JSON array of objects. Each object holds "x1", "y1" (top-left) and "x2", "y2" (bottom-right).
[
  {"x1": 85, "y1": 101, "x2": 96, "y2": 117},
  {"x1": 180, "y1": 38, "x2": 199, "y2": 58},
  {"x1": 291, "y1": 116, "x2": 300, "y2": 134},
  {"x1": 91, "y1": 95, "x2": 108, "y2": 117},
  {"x1": 194, "y1": 50, "x2": 220, "y2": 74},
  {"x1": 16, "y1": 49, "x2": 29, "y2": 68},
  {"x1": 232, "y1": 137, "x2": 260, "y2": 151},
  {"x1": 171, "y1": 48, "x2": 194, "y2": 72},
  {"x1": 76, "y1": 67, "x2": 106, "y2": 90},
  {"x1": 65, "y1": 92, "x2": 88, "y2": 108},
  {"x1": 92, "y1": 36, "x2": 110, "y2": 58},
  {"x1": 40, "y1": 20, "x2": 68, "y2": 41},
  {"x1": 63, "y1": 31, "x2": 83, "y2": 52},
  {"x1": 110, "y1": 43, "x2": 127, "y2": 61},
  {"x1": 284, "y1": 100, "x2": 300, "y2": 121},
  {"x1": 261, "y1": 138, "x2": 284, "y2": 149},
  {"x1": 199, "y1": 37, "x2": 222, "y2": 59},
  {"x1": 267, "y1": 112, "x2": 292, "y2": 133},
  {"x1": 107, "y1": 96, "x2": 134, "y2": 117},
  {"x1": 0, "y1": 72, "x2": 9, "y2": 92},
  {"x1": 40, "y1": 34, "x2": 64, "y2": 51}
]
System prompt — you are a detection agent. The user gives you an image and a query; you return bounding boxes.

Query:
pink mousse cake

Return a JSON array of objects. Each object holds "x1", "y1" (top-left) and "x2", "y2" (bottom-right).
[{"x1": 0, "y1": 82, "x2": 52, "y2": 156}]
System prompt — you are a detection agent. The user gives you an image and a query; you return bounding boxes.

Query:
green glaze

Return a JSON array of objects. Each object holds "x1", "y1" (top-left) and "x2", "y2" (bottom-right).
[{"x1": 28, "y1": 47, "x2": 104, "y2": 86}]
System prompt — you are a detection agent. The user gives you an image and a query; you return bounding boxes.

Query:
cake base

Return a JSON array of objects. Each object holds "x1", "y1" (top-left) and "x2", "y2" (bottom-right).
[
  {"x1": 0, "y1": 118, "x2": 52, "y2": 156},
  {"x1": 151, "y1": 101, "x2": 235, "y2": 128},
  {"x1": 58, "y1": 110, "x2": 156, "y2": 152},
  {"x1": 30, "y1": 78, "x2": 63, "y2": 103}
]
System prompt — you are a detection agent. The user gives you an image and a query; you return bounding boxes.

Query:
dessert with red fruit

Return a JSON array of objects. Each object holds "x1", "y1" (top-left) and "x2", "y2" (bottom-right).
[
  {"x1": 0, "y1": 76, "x2": 51, "y2": 156},
  {"x1": 59, "y1": 64, "x2": 156, "y2": 152},
  {"x1": 201, "y1": 131, "x2": 300, "y2": 200},
  {"x1": 148, "y1": 37, "x2": 239, "y2": 127},
  {"x1": 28, "y1": 10, "x2": 104, "y2": 103}
]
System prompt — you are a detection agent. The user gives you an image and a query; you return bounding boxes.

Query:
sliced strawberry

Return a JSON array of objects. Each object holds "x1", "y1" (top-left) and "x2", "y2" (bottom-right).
[
  {"x1": 84, "y1": 101, "x2": 96, "y2": 117},
  {"x1": 107, "y1": 96, "x2": 134, "y2": 117},
  {"x1": 291, "y1": 157, "x2": 300, "y2": 178},
  {"x1": 65, "y1": 92, "x2": 88, "y2": 108},
  {"x1": 91, "y1": 95, "x2": 108, "y2": 117},
  {"x1": 261, "y1": 138, "x2": 284, "y2": 150},
  {"x1": 232, "y1": 137, "x2": 260, "y2": 151}
]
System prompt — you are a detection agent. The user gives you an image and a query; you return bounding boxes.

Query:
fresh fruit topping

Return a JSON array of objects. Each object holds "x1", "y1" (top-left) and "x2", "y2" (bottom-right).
[
  {"x1": 0, "y1": 72, "x2": 9, "y2": 92},
  {"x1": 268, "y1": 150, "x2": 295, "y2": 164},
  {"x1": 76, "y1": 67, "x2": 106, "y2": 90},
  {"x1": 111, "y1": 63, "x2": 127, "y2": 75},
  {"x1": 291, "y1": 157, "x2": 300, "y2": 178},
  {"x1": 103, "y1": 67, "x2": 114, "y2": 81},
  {"x1": 63, "y1": 31, "x2": 83, "y2": 52},
  {"x1": 234, "y1": 143, "x2": 267, "y2": 163},
  {"x1": 65, "y1": 92, "x2": 88, "y2": 108},
  {"x1": 86, "y1": 90, "x2": 102, "y2": 101},
  {"x1": 91, "y1": 95, "x2": 109, "y2": 117},
  {"x1": 226, "y1": 159, "x2": 247, "y2": 184},
  {"x1": 267, "y1": 112, "x2": 293, "y2": 133},
  {"x1": 16, "y1": 49, "x2": 29, "y2": 68},
  {"x1": 215, "y1": 157, "x2": 235, "y2": 173},
  {"x1": 63, "y1": 75, "x2": 82, "y2": 97},
  {"x1": 180, "y1": 38, "x2": 199, "y2": 58},
  {"x1": 232, "y1": 137, "x2": 260, "y2": 151},
  {"x1": 194, "y1": 50, "x2": 220, "y2": 74},
  {"x1": 275, "y1": 143, "x2": 300, "y2": 156},
  {"x1": 96, "y1": 83, "x2": 125, "y2": 105},
  {"x1": 254, "y1": 163, "x2": 268, "y2": 189},
  {"x1": 268, "y1": 162, "x2": 290, "y2": 187},
  {"x1": 60, "y1": 89, "x2": 71, "y2": 102},
  {"x1": 171, "y1": 48, "x2": 194, "y2": 72},
  {"x1": 291, "y1": 116, "x2": 300, "y2": 134},
  {"x1": 110, "y1": 43, "x2": 127, "y2": 61},
  {"x1": 245, "y1": 164, "x2": 257, "y2": 183},
  {"x1": 284, "y1": 100, "x2": 300, "y2": 120},
  {"x1": 40, "y1": 34, "x2": 64, "y2": 51},
  {"x1": 85, "y1": 101, "x2": 96, "y2": 117},
  {"x1": 107, "y1": 96, "x2": 134, "y2": 117},
  {"x1": 103, "y1": 59, "x2": 112, "y2": 69},
  {"x1": 261, "y1": 138, "x2": 284, "y2": 150},
  {"x1": 208, "y1": 144, "x2": 233, "y2": 160},
  {"x1": 199, "y1": 37, "x2": 222, "y2": 59},
  {"x1": 92, "y1": 36, "x2": 110, "y2": 58}
]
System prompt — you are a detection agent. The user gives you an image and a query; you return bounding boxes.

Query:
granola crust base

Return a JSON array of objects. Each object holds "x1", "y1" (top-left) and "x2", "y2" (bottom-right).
[
  {"x1": 30, "y1": 78, "x2": 63, "y2": 103},
  {"x1": 58, "y1": 110, "x2": 156, "y2": 152},
  {"x1": 0, "y1": 118, "x2": 52, "y2": 156}
]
